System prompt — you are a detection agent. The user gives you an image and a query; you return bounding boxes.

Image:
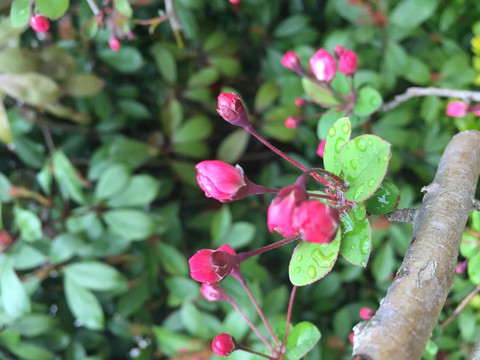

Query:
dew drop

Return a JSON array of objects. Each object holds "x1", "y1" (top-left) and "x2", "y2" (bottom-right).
[
  {"x1": 342, "y1": 162, "x2": 349, "y2": 170},
  {"x1": 349, "y1": 159, "x2": 358, "y2": 170},
  {"x1": 350, "y1": 244, "x2": 355, "y2": 250},
  {"x1": 353, "y1": 183, "x2": 365, "y2": 200},
  {"x1": 307, "y1": 265, "x2": 317, "y2": 278},
  {"x1": 367, "y1": 138, "x2": 374, "y2": 146},
  {"x1": 341, "y1": 123, "x2": 350, "y2": 134},
  {"x1": 383, "y1": 155, "x2": 388, "y2": 162},
  {"x1": 294, "y1": 267, "x2": 301, "y2": 273},
  {"x1": 367, "y1": 178, "x2": 375, "y2": 187},
  {"x1": 335, "y1": 137, "x2": 344, "y2": 152},
  {"x1": 328, "y1": 127, "x2": 336, "y2": 136},
  {"x1": 355, "y1": 138, "x2": 367, "y2": 152},
  {"x1": 360, "y1": 238, "x2": 370, "y2": 254},
  {"x1": 296, "y1": 254, "x2": 303, "y2": 262}
]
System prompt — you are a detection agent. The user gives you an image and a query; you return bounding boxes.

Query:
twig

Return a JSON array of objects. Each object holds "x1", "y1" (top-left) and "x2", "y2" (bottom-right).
[
  {"x1": 473, "y1": 199, "x2": 480, "y2": 212},
  {"x1": 468, "y1": 335, "x2": 480, "y2": 360},
  {"x1": 440, "y1": 285, "x2": 480, "y2": 329},
  {"x1": 165, "y1": 0, "x2": 184, "y2": 48},
  {"x1": 381, "y1": 87, "x2": 480, "y2": 111},
  {"x1": 385, "y1": 208, "x2": 417, "y2": 223}
]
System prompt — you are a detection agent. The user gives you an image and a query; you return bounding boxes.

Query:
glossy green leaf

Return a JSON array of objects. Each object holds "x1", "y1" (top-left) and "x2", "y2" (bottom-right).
[
  {"x1": 151, "y1": 43, "x2": 177, "y2": 83},
  {"x1": 94, "y1": 163, "x2": 130, "y2": 200},
  {"x1": 117, "y1": 99, "x2": 150, "y2": 120},
  {"x1": 14, "y1": 206, "x2": 43, "y2": 241},
  {"x1": 323, "y1": 117, "x2": 351, "y2": 175},
  {"x1": 285, "y1": 322, "x2": 321, "y2": 360},
  {"x1": 340, "y1": 135, "x2": 391, "y2": 202},
  {"x1": 64, "y1": 276, "x2": 104, "y2": 330},
  {"x1": 36, "y1": 0, "x2": 69, "y2": 19},
  {"x1": 153, "y1": 326, "x2": 200, "y2": 357},
  {"x1": 0, "y1": 72, "x2": 60, "y2": 106},
  {"x1": 289, "y1": 231, "x2": 341, "y2": 286},
  {"x1": 13, "y1": 135, "x2": 45, "y2": 169},
  {"x1": 64, "y1": 261, "x2": 127, "y2": 292},
  {"x1": 255, "y1": 82, "x2": 280, "y2": 112},
  {"x1": 52, "y1": 150, "x2": 85, "y2": 204},
  {"x1": 99, "y1": 46, "x2": 144, "y2": 73},
  {"x1": 7, "y1": 314, "x2": 56, "y2": 337},
  {"x1": 107, "y1": 175, "x2": 159, "y2": 207},
  {"x1": 103, "y1": 209, "x2": 155, "y2": 241},
  {"x1": 172, "y1": 115, "x2": 212, "y2": 144},
  {"x1": 217, "y1": 129, "x2": 250, "y2": 163},
  {"x1": 353, "y1": 87, "x2": 383, "y2": 116},
  {"x1": 187, "y1": 67, "x2": 219, "y2": 88},
  {"x1": 468, "y1": 253, "x2": 480, "y2": 285},
  {"x1": 339, "y1": 206, "x2": 371, "y2": 267},
  {"x1": 365, "y1": 180, "x2": 400, "y2": 215},
  {"x1": 390, "y1": 0, "x2": 438, "y2": 28},
  {"x1": 49, "y1": 233, "x2": 84, "y2": 264},
  {"x1": 180, "y1": 302, "x2": 211, "y2": 339},
  {"x1": 157, "y1": 242, "x2": 189, "y2": 276},
  {"x1": 10, "y1": 0, "x2": 30, "y2": 28},
  {"x1": 0, "y1": 255, "x2": 31, "y2": 317},
  {"x1": 9, "y1": 243, "x2": 46, "y2": 270},
  {"x1": 302, "y1": 78, "x2": 340, "y2": 107},
  {"x1": 213, "y1": 221, "x2": 255, "y2": 248},
  {"x1": 371, "y1": 242, "x2": 395, "y2": 282},
  {"x1": 63, "y1": 74, "x2": 105, "y2": 97},
  {"x1": 118, "y1": 281, "x2": 149, "y2": 317},
  {"x1": 6, "y1": 342, "x2": 55, "y2": 360},
  {"x1": 403, "y1": 57, "x2": 431, "y2": 86}
]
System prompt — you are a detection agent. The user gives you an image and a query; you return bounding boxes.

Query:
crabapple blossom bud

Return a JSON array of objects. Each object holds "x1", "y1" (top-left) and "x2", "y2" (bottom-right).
[
  {"x1": 200, "y1": 283, "x2": 231, "y2": 302},
  {"x1": 359, "y1": 307, "x2": 376, "y2": 320},
  {"x1": 293, "y1": 200, "x2": 340, "y2": 243},
  {"x1": 196, "y1": 161, "x2": 246, "y2": 202},
  {"x1": 309, "y1": 48, "x2": 337, "y2": 82},
  {"x1": 229, "y1": 0, "x2": 240, "y2": 3},
  {"x1": 349, "y1": 332, "x2": 355, "y2": 345},
  {"x1": 317, "y1": 140, "x2": 326, "y2": 158},
  {"x1": 295, "y1": 98, "x2": 307, "y2": 107},
  {"x1": 285, "y1": 116, "x2": 300, "y2": 129},
  {"x1": 281, "y1": 51, "x2": 302, "y2": 73},
  {"x1": 334, "y1": 45, "x2": 345, "y2": 58},
  {"x1": 109, "y1": 34, "x2": 120, "y2": 51},
  {"x1": 446, "y1": 101, "x2": 468, "y2": 117},
  {"x1": 188, "y1": 247, "x2": 238, "y2": 284},
  {"x1": 217, "y1": 93, "x2": 250, "y2": 128},
  {"x1": 339, "y1": 49, "x2": 358, "y2": 76},
  {"x1": 30, "y1": 14, "x2": 50, "y2": 33},
  {"x1": 212, "y1": 333, "x2": 237, "y2": 356},
  {"x1": 456, "y1": 259, "x2": 468, "y2": 274},
  {"x1": 267, "y1": 176, "x2": 307, "y2": 237}
]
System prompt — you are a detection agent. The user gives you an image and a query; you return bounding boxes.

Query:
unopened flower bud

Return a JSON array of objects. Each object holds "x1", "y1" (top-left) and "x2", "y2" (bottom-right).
[
  {"x1": 281, "y1": 51, "x2": 302, "y2": 74},
  {"x1": 446, "y1": 101, "x2": 467, "y2": 117},
  {"x1": 285, "y1": 116, "x2": 300, "y2": 129},
  {"x1": 196, "y1": 161, "x2": 246, "y2": 202},
  {"x1": 359, "y1": 307, "x2": 376, "y2": 320},
  {"x1": 200, "y1": 283, "x2": 231, "y2": 302},
  {"x1": 456, "y1": 259, "x2": 468, "y2": 274},
  {"x1": 294, "y1": 98, "x2": 307, "y2": 107},
  {"x1": 317, "y1": 140, "x2": 326, "y2": 158},
  {"x1": 339, "y1": 49, "x2": 358, "y2": 76},
  {"x1": 349, "y1": 332, "x2": 355, "y2": 345},
  {"x1": 310, "y1": 48, "x2": 337, "y2": 82},
  {"x1": 188, "y1": 247, "x2": 238, "y2": 284},
  {"x1": 334, "y1": 45, "x2": 345, "y2": 58},
  {"x1": 293, "y1": 200, "x2": 340, "y2": 243},
  {"x1": 109, "y1": 34, "x2": 120, "y2": 51},
  {"x1": 217, "y1": 93, "x2": 250, "y2": 128},
  {"x1": 212, "y1": 333, "x2": 237, "y2": 356},
  {"x1": 30, "y1": 14, "x2": 50, "y2": 33}
]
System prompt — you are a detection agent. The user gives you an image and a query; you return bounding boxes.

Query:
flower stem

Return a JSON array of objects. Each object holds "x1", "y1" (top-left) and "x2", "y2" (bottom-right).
[
  {"x1": 284, "y1": 286, "x2": 297, "y2": 346},
  {"x1": 236, "y1": 234, "x2": 300, "y2": 263},
  {"x1": 237, "y1": 345, "x2": 276, "y2": 360}
]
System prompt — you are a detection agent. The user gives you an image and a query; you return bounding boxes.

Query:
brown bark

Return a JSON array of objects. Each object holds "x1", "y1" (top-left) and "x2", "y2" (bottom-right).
[{"x1": 352, "y1": 130, "x2": 480, "y2": 360}]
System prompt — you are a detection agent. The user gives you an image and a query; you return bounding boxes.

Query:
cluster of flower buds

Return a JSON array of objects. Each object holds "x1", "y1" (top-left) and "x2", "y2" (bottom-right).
[
  {"x1": 30, "y1": 14, "x2": 50, "y2": 33},
  {"x1": 445, "y1": 100, "x2": 480, "y2": 118}
]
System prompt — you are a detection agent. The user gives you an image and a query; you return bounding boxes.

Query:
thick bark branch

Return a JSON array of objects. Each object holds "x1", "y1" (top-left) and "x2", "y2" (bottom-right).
[{"x1": 352, "y1": 130, "x2": 480, "y2": 360}]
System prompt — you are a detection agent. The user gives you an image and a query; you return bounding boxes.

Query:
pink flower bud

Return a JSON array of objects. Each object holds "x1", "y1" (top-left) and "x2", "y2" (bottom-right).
[
  {"x1": 446, "y1": 101, "x2": 468, "y2": 117},
  {"x1": 309, "y1": 48, "x2": 337, "y2": 82},
  {"x1": 217, "y1": 93, "x2": 249, "y2": 128},
  {"x1": 456, "y1": 259, "x2": 468, "y2": 274},
  {"x1": 285, "y1": 116, "x2": 300, "y2": 129},
  {"x1": 293, "y1": 200, "x2": 340, "y2": 244},
  {"x1": 229, "y1": 0, "x2": 240, "y2": 3},
  {"x1": 334, "y1": 45, "x2": 345, "y2": 58},
  {"x1": 295, "y1": 98, "x2": 307, "y2": 107},
  {"x1": 109, "y1": 35, "x2": 120, "y2": 52},
  {"x1": 317, "y1": 140, "x2": 326, "y2": 158},
  {"x1": 349, "y1": 332, "x2": 355, "y2": 345},
  {"x1": 200, "y1": 283, "x2": 231, "y2": 302},
  {"x1": 29, "y1": 14, "x2": 50, "y2": 33},
  {"x1": 359, "y1": 307, "x2": 376, "y2": 320},
  {"x1": 212, "y1": 333, "x2": 237, "y2": 356},
  {"x1": 196, "y1": 161, "x2": 246, "y2": 202},
  {"x1": 281, "y1": 51, "x2": 302, "y2": 73},
  {"x1": 188, "y1": 248, "x2": 238, "y2": 284},
  {"x1": 339, "y1": 49, "x2": 358, "y2": 76},
  {"x1": 267, "y1": 176, "x2": 307, "y2": 237},
  {"x1": 472, "y1": 104, "x2": 480, "y2": 116}
]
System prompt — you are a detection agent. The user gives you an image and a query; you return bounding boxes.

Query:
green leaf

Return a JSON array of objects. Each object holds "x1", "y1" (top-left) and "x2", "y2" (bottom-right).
[
  {"x1": 9, "y1": 243, "x2": 46, "y2": 270},
  {"x1": 103, "y1": 209, "x2": 155, "y2": 241},
  {"x1": 403, "y1": 57, "x2": 431, "y2": 85},
  {"x1": 10, "y1": 0, "x2": 31, "y2": 28},
  {"x1": 285, "y1": 322, "x2": 321, "y2": 360},
  {"x1": 118, "y1": 281, "x2": 149, "y2": 317},
  {"x1": 180, "y1": 302, "x2": 211, "y2": 339},
  {"x1": 49, "y1": 233, "x2": 84, "y2": 264},
  {"x1": 153, "y1": 326, "x2": 200, "y2": 357},
  {"x1": 107, "y1": 175, "x2": 159, "y2": 207},
  {"x1": 36, "y1": 0, "x2": 69, "y2": 19},
  {"x1": 323, "y1": 116, "x2": 351, "y2": 176},
  {"x1": 172, "y1": 115, "x2": 213, "y2": 144},
  {"x1": 52, "y1": 150, "x2": 85, "y2": 204},
  {"x1": 340, "y1": 135, "x2": 391, "y2": 202},
  {"x1": 273, "y1": 15, "x2": 309, "y2": 38},
  {"x1": 339, "y1": 206, "x2": 371, "y2": 267},
  {"x1": 390, "y1": 0, "x2": 438, "y2": 28},
  {"x1": 188, "y1": 67, "x2": 219, "y2": 88},
  {"x1": 94, "y1": 163, "x2": 130, "y2": 200},
  {"x1": 118, "y1": 99, "x2": 150, "y2": 120},
  {"x1": 213, "y1": 221, "x2": 255, "y2": 248},
  {"x1": 62, "y1": 74, "x2": 105, "y2": 97},
  {"x1": 353, "y1": 87, "x2": 383, "y2": 116},
  {"x1": 6, "y1": 342, "x2": 55, "y2": 360},
  {"x1": 289, "y1": 231, "x2": 341, "y2": 286},
  {"x1": 302, "y1": 78, "x2": 340, "y2": 107},
  {"x1": 0, "y1": 72, "x2": 60, "y2": 106},
  {"x1": 0, "y1": 255, "x2": 31, "y2": 317},
  {"x1": 14, "y1": 206, "x2": 43, "y2": 242},
  {"x1": 255, "y1": 82, "x2": 280, "y2": 113},
  {"x1": 209, "y1": 56, "x2": 241, "y2": 76},
  {"x1": 211, "y1": 205, "x2": 232, "y2": 241},
  {"x1": 217, "y1": 129, "x2": 250, "y2": 164},
  {"x1": 115, "y1": 0, "x2": 132, "y2": 16},
  {"x1": 468, "y1": 253, "x2": 480, "y2": 285},
  {"x1": 13, "y1": 135, "x2": 45, "y2": 169},
  {"x1": 64, "y1": 275, "x2": 104, "y2": 330},
  {"x1": 157, "y1": 242, "x2": 189, "y2": 276},
  {"x1": 99, "y1": 46, "x2": 144, "y2": 73},
  {"x1": 7, "y1": 314, "x2": 56, "y2": 337},
  {"x1": 365, "y1": 180, "x2": 400, "y2": 215},
  {"x1": 151, "y1": 43, "x2": 177, "y2": 83},
  {"x1": 371, "y1": 242, "x2": 395, "y2": 282},
  {"x1": 63, "y1": 261, "x2": 127, "y2": 292}
]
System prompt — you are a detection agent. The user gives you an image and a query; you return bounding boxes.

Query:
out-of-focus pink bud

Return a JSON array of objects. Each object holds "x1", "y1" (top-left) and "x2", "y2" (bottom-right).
[
  {"x1": 309, "y1": 48, "x2": 337, "y2": 82},
  {"x1": 229, "y1": 0, "x2": 240, "y2": 3},
  {"x1": 267, "y1": 176, "x2": 307, "y2": 237},
  {"x1": 109, "y1": 34, "x2": 120, "y2": 51},
  {"x1": 359, "y1": 307, "x2": 376, "y2": 320},
  {"x1": 339, "y1": 49, "x2": 358, "y2": 76},
  {"x1": 200, "y1": 283, "x2": 231, "y2": 302},
  {"x1": 196, "y1": 161, "x2": 246, "y2": 202},
  {"x1": 281, "y1": 51, "x2": 302, "y2": 73},
  {"x1": 334, "y1": 45, "x2": 345, "y2": 58},
  {"x1": 188, "y1": 248, "x2": 238, "y2": 284},
  {"x1": 285, "y1": 116, "x2": 300, "y2": 129},
  {"x1": 295, "y1": 98, "x2": 307, "y2": 107},
  {"x1": 293, "y1": 200, "x2": 340, "y2": 243},
  {"x1": 217, "y1": 93, "x2": 250, "y2": 128},
  {"x1": 212, "y1": 333, "x2": 237, "y2": 356},
  {"x1": 30, "y1": 14, "x2": 50, "y2": 33},
  {"x1": 456, "y1": 259, "x2": 468, "y2": 274},
  {"x1": 349, "y1": 332, "x2": 355, "y2": 345},
  {"x1": 446, "y1": 101, "x2": 468, "y2": 117},
  {"x1": 317, "y1": 140, "x2": 326, "y2": 158}
]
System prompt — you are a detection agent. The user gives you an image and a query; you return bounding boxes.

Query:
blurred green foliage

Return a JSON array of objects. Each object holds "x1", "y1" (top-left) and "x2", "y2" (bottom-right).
[{"x1": 0, "y1": 0, "x2": 479, "y2": 359}]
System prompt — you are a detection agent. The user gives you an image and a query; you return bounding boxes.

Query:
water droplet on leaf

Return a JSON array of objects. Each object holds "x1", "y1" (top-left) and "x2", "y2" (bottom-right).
[
  {"x1": 368, "y1": 178, "x2": 375, "y2": 188},
  {"x1": 307, "y1": 265, "x2": 317, "y2": 278},
  {"x1": 367, "y1": 138, "x2": 374, "y2": 146},
  {"x1": 349, "y1": 159, "x2": 357, "y2": 170},
  {"x1": 355, "y1": 138, "x2": 367, "y2": 152},
  {"x1": 297, "y1": 254, "x2": 303, "y2": 261},
  {"x1": 353, "y1": 184, "x2": 365, "y2": 200},
  {"x1": 328, "y1": 127, "x2": 336, "y2": 136},
  {"x1": 341, "y1": 123, "x2": 350, "y2": 134},
  {"x1": 294, "y1": 267, "x2": 301, "y2": 273},
  {"x1": 335, "y1": 137, "x2": 344, "y2": 152}
]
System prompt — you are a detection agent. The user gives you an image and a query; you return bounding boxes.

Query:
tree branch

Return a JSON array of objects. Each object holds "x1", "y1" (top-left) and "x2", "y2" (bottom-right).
[
  {"x1": 381, "y1": 87, "x2": 480, "y2": 111},
  {"x1": 352, "y1": 130, "x2": 480, "y2": 360}
]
